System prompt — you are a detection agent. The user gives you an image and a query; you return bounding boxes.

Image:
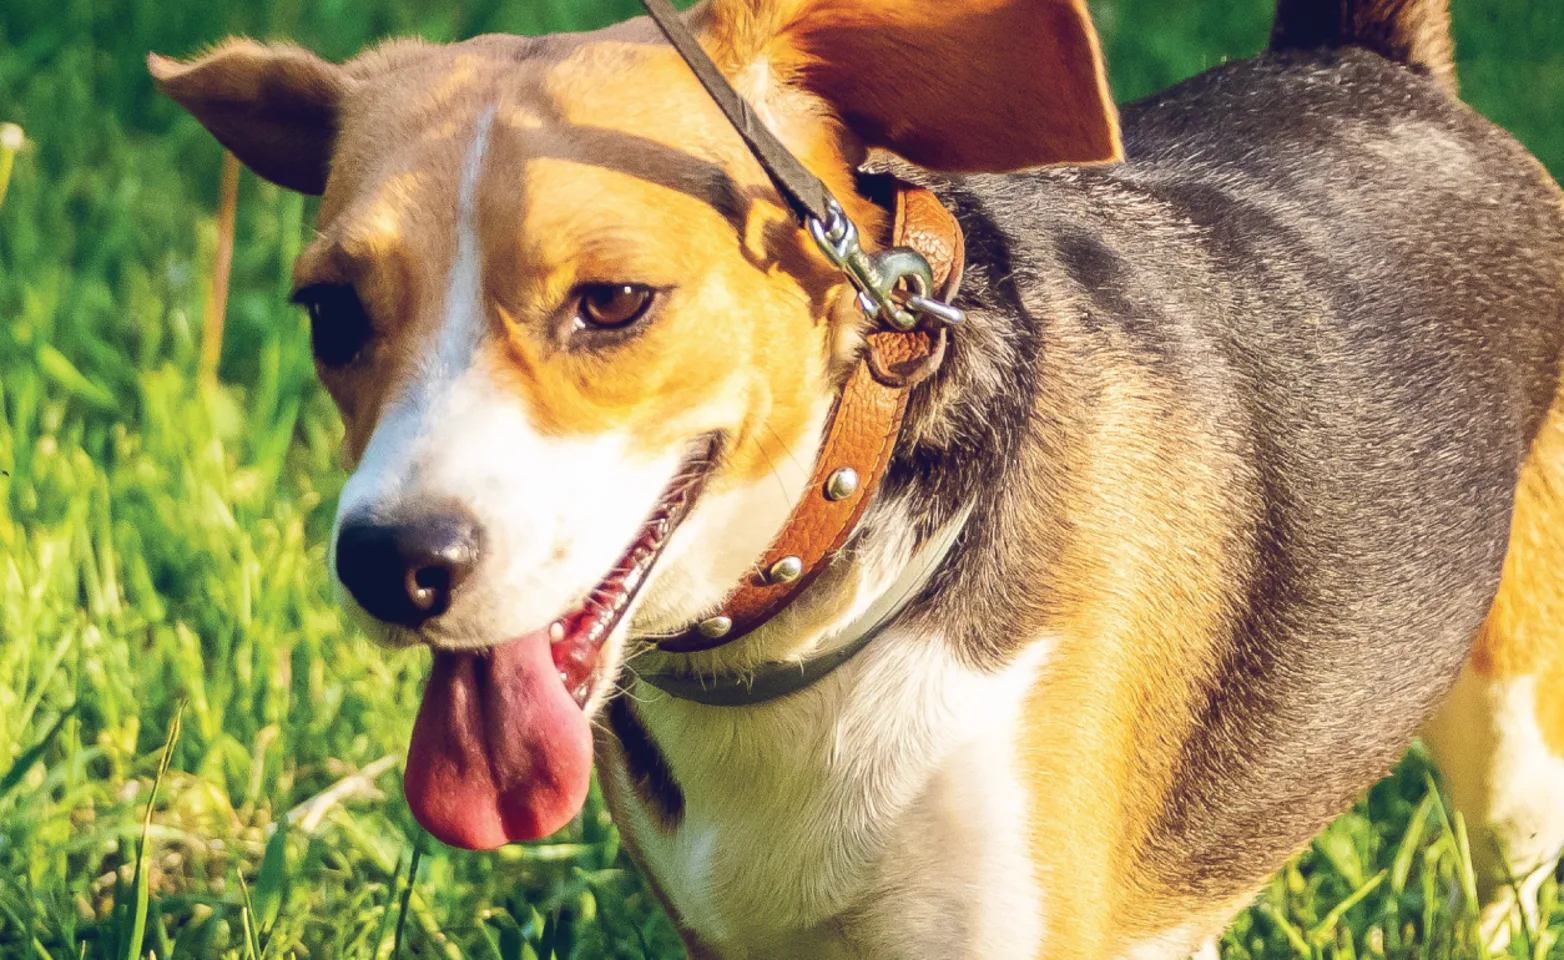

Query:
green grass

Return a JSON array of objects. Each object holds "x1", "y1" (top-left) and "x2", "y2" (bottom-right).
[{"x1": 1, "y1": 0, "x2": 1562, "y2": 957}]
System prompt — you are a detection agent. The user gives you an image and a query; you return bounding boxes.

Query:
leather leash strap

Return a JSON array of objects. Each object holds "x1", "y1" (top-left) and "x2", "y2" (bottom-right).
[
  {"x1": 660, "y1": 186, "x2": 964, "y2": 653},
  {"x1": 639, "y1": 0, "x2": 833, "y2": 225}
]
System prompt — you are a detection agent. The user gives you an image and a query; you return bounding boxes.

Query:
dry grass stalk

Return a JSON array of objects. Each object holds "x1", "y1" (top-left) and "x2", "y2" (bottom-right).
[{"x1": 201, "y1": 150, "x2": 242, "y2": 385}]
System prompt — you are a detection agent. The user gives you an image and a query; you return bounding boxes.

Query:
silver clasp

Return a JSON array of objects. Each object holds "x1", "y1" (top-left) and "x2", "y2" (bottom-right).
[{"x1": 808, "y1": 200, "x2": 965, "y2": 332}]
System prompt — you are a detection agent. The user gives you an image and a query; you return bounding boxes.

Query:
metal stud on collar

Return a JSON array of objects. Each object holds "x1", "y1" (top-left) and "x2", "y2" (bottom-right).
[
  {"x1": 697, "y1": 616, "x2": 733, "y2": 639},
  {"x1": 824, "y1": 467, "x2": 860, "y2": 502},
  {"x1": 767, "y1": 556, "x2": 804, "y2": 585}
]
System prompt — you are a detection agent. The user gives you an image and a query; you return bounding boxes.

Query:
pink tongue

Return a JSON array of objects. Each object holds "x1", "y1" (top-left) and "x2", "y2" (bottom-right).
[{"x1": 404, "y1": 632, "x2": 593, "y2": 850}]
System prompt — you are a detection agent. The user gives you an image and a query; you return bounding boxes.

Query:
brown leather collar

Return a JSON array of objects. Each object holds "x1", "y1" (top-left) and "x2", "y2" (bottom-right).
[{"x1": 659, "y1": 183, "x2": 965, "y2": 653}]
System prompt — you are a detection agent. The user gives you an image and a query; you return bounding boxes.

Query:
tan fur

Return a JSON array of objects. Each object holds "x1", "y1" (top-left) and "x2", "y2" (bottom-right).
[
  {"x1": 166, "y1": 32, "x2": 878, "y2": 485},
  {"x1": 477, "y1": 41, "x2": 856, "y2": 484},
  {"x1": 696, "y1": 0, "x2": 1122, "y2": 172},
  {"x1": 1352, "y1": 0, "x2": 1457, "y2": 93},
  {"x1": 148, "y1": 41, "x2": 344, "y2": 193},
  {"x1": 150, "y1": 0, "x2": 1120, "y2": 513},
  {"x1": 1469, "y1": 386, "x2": 1564, "y2": 748},
  {"x1": 1015, "y1": 365, "x2": 1248, "y2": 955}
]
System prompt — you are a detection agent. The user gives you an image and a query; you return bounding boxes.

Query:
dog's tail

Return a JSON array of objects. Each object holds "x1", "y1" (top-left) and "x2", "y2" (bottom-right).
[{"x1": 1270, "y1": 0, "x2": 1457, "y2": 94}]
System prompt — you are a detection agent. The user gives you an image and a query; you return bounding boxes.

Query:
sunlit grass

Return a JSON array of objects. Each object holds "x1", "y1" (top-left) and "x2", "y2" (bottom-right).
[{"x1": 1, "y1": 0, "x2": 1561, "y2": 956}]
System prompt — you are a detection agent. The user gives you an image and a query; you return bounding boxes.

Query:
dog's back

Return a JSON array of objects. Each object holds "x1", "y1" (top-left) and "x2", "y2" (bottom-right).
[
  {"x1": 1252, "y1": 13, "x2": 1564, "y2": 943},
  {"x1": 1131, "y1": 14, "x2": 1564, "y2": 942},
  {"x1": 899, "y1": 1, "x2": 1564, "y2": 950},
  {"x1": 1113, "y1": 43, "x2": 1564, "y2": 878}
]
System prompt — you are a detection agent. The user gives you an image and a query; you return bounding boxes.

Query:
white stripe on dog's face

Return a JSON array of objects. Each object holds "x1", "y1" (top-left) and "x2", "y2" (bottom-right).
[
  {"x1": 334, "y1": 365, "x2": 686, "y2": 650},
  {"x1": 332, "y1": 107, "x2": 686, "y2": 650},
  {"x1": 433, "y1": 105, "x2": 494, "y2": 382},
  {"x1": 313, "y1": 59, "x2": 846, "y2": 658}
]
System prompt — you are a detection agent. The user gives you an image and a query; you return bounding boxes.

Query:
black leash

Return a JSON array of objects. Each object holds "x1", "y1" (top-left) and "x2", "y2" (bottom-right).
[
  {"x1": 639, "y1": 0, "x2": 832, "y2": 226},
  {"x1": 638, "y1": 0, "x2": 965, "y2": 332}
]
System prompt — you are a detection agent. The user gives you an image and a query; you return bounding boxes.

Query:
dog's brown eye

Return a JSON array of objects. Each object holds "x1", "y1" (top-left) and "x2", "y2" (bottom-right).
[
  {"x1": 293, "y1": 284, "x2": 373, "y2": 369},
  {"x1": 574, "y1": 283, "x2": 655, "y2": 331}
]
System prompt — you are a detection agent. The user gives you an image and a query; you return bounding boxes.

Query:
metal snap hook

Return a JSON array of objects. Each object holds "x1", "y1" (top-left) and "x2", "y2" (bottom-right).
[{"x1": 809, "y1": 199, "x2": 964, "y2": 333}]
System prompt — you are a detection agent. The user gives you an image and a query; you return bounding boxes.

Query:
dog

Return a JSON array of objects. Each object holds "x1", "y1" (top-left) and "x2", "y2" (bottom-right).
[{"x1": 151, "y1": 0, "x2": 1564, "y2": 955}]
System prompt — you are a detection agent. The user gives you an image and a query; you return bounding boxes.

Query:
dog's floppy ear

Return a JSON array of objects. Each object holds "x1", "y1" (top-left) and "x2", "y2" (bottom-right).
[
  {"x1": 696, "y1": 0, "x2": 1122, "y2": 172},
  {"x1": 149, "y1": 40, "x2": 347, "y2": 195}
]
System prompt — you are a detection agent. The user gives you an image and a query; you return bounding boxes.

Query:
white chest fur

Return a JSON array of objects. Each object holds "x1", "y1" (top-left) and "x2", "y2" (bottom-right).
[{"x1": 610, "y1": 635, "x2": 1052, "y2": 959}]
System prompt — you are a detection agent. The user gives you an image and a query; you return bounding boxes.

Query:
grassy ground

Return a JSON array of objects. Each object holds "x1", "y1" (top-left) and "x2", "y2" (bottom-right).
[{"x1": 1, "y1": 0, "x2": 1562, "y2": 957}]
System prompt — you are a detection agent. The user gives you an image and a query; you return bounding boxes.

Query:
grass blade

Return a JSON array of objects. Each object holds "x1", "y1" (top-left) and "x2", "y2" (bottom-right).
[
  {"x1": 392, "y1": 836, "x2": 426, "y2": 958},
  {"x1": 0, "y1": 123, "x2": 21, "y2": 208},
  {"x1": 1310, "y1": 869, "x2": 1387, "y2": 945},
  {"x1": 37, "y1": 344, "x2": 117, "y2": 411},
  {"x1": 237, "y1": 868, "x2": 262, "y2": 960},
  {"x1": 1390, "y1": 791, "x2": 1436, "y2": 894},
  {"x1": 1453, "y1": 812, "x2": 1493, "y2": 960},
  {"x1": 1493, "y1": 841, "x2": 1536, "y2": 957},
  {"x1": 372, "y1": 854, "x2": 405, "y2": 958},
  {"x1": 0, "y1": 703, "x2": 79, "y2": 802},
  {"x1": 0, "y1": 895, "x2": 59, "y2": 960},
  {"x1": 253, "y1": 819, "x2": 289, "y2": 936},
  {"x1": 121, "y1": 703, "x2": 184, "y2": 960}
]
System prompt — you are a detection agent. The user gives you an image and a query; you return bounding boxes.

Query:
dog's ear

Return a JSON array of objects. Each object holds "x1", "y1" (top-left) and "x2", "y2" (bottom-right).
[
  {"x1": 695, "y1": 0, "x2": 1122, "y2": 172},
  {"x1": 149, "y1": 40, "x2": 347, "y2": 195}
]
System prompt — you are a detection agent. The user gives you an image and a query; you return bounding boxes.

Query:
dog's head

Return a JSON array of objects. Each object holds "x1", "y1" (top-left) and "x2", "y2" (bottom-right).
[{"x1": 152, "y1": 0, "x2": 1119, "y2": 848}]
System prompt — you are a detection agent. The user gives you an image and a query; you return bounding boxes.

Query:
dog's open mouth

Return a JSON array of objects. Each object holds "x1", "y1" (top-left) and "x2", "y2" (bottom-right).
[{"x1": 403, "y1": 436, "x2": 720, "y2": 850}]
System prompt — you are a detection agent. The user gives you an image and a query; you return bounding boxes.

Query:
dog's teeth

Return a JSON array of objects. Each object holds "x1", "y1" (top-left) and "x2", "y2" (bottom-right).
[{"x1": 549, "y1": 621, "x2": 565, "y2": 642}]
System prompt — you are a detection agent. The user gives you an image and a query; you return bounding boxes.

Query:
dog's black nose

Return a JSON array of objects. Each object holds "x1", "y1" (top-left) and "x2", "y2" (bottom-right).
[{"x1": 335, "y1": 511, "x2": 481, "y2": 627}]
